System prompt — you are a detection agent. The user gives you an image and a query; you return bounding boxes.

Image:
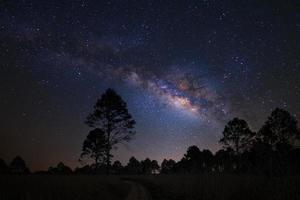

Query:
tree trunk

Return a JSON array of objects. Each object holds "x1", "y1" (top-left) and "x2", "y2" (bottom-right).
[
  {"x1": 106, "y1": 149, "x2": 110, "y2": 174},
  {"x1": 95, "y1": 156, "x2": 99, "y2": 171},
  {"x1": 235, "y1": 138, "x2": 240, "y2": 172},
  {"x1": 106, "y1": 130, "x2": 111, "y2": 175},
  {"x1": 235, "y1": 138, "x2": 239, "y2": 155}
]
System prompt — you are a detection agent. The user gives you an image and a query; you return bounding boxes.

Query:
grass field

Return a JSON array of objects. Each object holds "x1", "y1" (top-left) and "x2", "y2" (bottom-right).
[
  {"x1": 132, "y1": 174, "x2": 300, "y2": 200},
  {"x1": 0, "y1": 175, "x2": 129, "y2": 200},
  {"x1": 1, "y1": 175, "x2": 300, "y2": 200}
]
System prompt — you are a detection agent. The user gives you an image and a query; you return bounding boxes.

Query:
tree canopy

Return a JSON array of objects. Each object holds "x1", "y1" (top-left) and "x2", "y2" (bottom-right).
[
  {"x1": 81, "y1": 128, "x2": 107, "y2": 169},
  {"x1": 220, "y1": 118, "x2": 255, "y2": 155},
  {"x1": 259, "y1": 108, "x2": 300, "y2": 151},
  {"x1": 9, "y1": 156, "x2": 30, "y2": 174},
  {"x1": 85, "y1": 88, "x2": 136, "y2": 174}
]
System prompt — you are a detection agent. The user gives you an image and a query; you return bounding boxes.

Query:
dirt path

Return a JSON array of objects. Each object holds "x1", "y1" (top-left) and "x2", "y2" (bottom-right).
[{"x1": 124, "y1": 181, "x2": 152, "y2": 200}]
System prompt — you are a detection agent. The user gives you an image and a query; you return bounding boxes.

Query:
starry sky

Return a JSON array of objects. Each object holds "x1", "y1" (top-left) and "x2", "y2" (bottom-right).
[{"x1": 0, "y1": 0, "x2": 299, "y2": 170}]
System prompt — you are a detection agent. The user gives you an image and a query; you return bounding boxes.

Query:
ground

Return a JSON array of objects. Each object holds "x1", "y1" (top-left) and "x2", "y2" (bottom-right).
[
  {"x1": 125, "y1": 180, "x2": 152, "y2": 200},
  {"x1": 0, "y1": 175, "x2": 300, "y2": 200}
]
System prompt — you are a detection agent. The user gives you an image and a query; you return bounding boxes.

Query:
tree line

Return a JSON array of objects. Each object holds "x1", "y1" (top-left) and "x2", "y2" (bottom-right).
[{"x1": 1, "y1": 89, "x2": 299, "y2": 176}]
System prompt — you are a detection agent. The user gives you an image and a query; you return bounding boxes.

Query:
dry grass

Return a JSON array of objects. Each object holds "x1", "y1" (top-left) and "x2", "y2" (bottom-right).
[
  {"x1": 0, "y1": 175, "x2": 130, "y2": 200},
  {"x1": 131, "y1": 174, "x2": 300, "y2": 200},
  {"x1": 1, "y1": 174, "x2": 300, "y2": 200}
]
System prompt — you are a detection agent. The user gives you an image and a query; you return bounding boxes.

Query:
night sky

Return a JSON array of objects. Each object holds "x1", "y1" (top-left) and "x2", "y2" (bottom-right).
[{"x1": 0, "y1": 0, "x2": 299, "y2": 170}]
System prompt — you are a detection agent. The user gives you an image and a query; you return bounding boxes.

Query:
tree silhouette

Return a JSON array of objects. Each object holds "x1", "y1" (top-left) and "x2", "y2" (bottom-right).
[
  {"x1": 183, "y1": 145, "x2": 203, "y2": 173},
  {"x1": 214, "y1": 148, "x2": 234, "y2": 173},
  {"x1": 112, "y1": 160, "x2": 123, "y2": 174},
  {"x1": 184, "y1": 145, "x2": 201, "y2": 161},
  {"x1": 9, "y1": 156, "x2": 30, "y2": 174},
  {"x1": 161, "y1": 159, "x2": 176, "y2": 174},
  {"x1": 141, "y1": 158, "x2": 160, "y2": 174},
  {"x1": 182, "y1": 146, "x2": 214, "y2": 173},
  {"x1": 86, "y1": 88, "x2": 136, "y2": 174},
  {"x1": 74, "y1": 165, "x2": 92, "y2": 174},
  {"x1": 289, "y1": 148, "x2": 300, "y2": 174},
  {"x1": 151, "y1": 160, "x2": 160, "y2": 174},
  {"x1": 259, "y1": 108, "x2": 300, "y2": 151},
  {"x1": 49, "y1": 162, "x2": 72, "y2": 175},
  {"x1": 126, "y1": 157, "x2": 142, "y2": 174},
  {"x1": 201, "y1": 149, "x2": 214, "y2": 172},
  {"x1": 141, "y1": 158, "x2": 153, "y2": 174},
  {"x1": 81, "y1": 128, "x2": 107, "y2": 169},
  {"x1": 248, "y1": 140, "x2": 274, "y2": 175},
  {"x1": 0, "y1": 158, "x2": 8, "y2": 174},
  {"x1": 220, "y1": 118, "x2": 255, "y2": 155}
]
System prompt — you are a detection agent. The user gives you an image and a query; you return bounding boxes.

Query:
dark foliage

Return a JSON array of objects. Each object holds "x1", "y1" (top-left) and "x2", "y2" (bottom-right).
[
  {"x1": 74, "y1": 165, "x2": 93, "y2": 174},
  {"x1": 141, "y1": 158, "x2": 160, "y2": 174},
  {"x1": 0, "y1": 158, "x2": 8, "y2": 174},
  {"x1": 9, "y1": 156, "x2": 30, "y2": 174},
  {"x1": 48, "y1": 162, "x2": 73, "y2": 175},
  {"x1": 259, "y1": 108, "x2": 300, "y2": 151},
  {"x1": 170, "y1": 146, "x2": 214, "y2": 174},
  {"x1": 160, "y1": 159, "x2": 176, "y2": 174},
  {"x1": 220, "y1": 118, "x2": 255, "y2": 155},
  {"x1": 81, "y1": 128, "x2": 107, "y2": 169},
  {"x1": 163, "y1": 108, "x2": 300, "y2": 176},
  {"x1": 213, "y1": 148, "x2": 235, "y2": 173},
  {"x1": 125, "y1": 157, "x2": 142, "y2": 174},
  {"x1": 111, "y1": 160, "x2": 123, "y2": 174},
  {"x1": 5, "y1": 108, "x2": 300, "y2": 177},
  {"x1": 85, "y1": 88, "x2": 136, "y2": 174}
]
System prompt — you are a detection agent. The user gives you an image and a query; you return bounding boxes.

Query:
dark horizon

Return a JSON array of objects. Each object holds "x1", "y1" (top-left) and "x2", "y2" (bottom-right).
[
  {"x1": 1, "y1": 105, "x2": 299, "y2": 172},
  {"x1": 1, "y1": 0, "x2": 300, "y2": 171}
]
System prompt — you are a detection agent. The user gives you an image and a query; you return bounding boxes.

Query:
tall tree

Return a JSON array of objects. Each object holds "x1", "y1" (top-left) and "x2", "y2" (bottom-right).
[
  {"x1": 184, "y1": 145, "x2": 201, "y2": 161},
  {"x1": 259, "y1": 108, "x2": 300, "y2": 151},
  {"x1": 220, "y1": 118, "x2": 255, "y2": 155},
  {"x1": 81, "y1": 128, "x2": 107, "y2": 169},
  {"x1": 141, "y1": 158, "x2": 153, "y2": 174},
  {"x1": 0, "y1": 159, "x2": 8, "y2": 174},
  {"x1": 112, "y1": 160, "x2": 123, "y2": 174},
  {"x1": 201, "y1": 149, "x2": 213, "y2": 172},
  {"x1": 150, "y1": 160, "x2": 160, "y2": 174},
  {"x1": 126, "y1": 157, "x2": 142, "y2": 174},
  {"x1": 48, "y1": 162, "x2": 73, "y2": 175},
  {"x1": 184, "y1": 145, "x2": 203, "y2": 173},
  {"x1": 9, "y1": 156, "x2": 30, "y2": 174},
  {"x1": 86, "y1": 89, "x2": 136, "y2": 174},
  {"x1": 214, "y1": 148, "x2": 234, "y2": 173},
  {"x1": 161, "y1": 159, "x2": 176, "y2": 174},
  {"x1": 141, "y1": 158, "x2": 160, "y2": 174}
]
